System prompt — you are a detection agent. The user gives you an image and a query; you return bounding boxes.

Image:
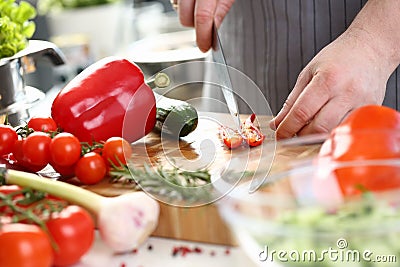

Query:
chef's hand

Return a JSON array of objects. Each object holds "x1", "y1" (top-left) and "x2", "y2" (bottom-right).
[
  {"x1": 269, "y1": 27, "x2": 395, "y2": 139},
  {"x1": 174, "y1": 0, "x2": 235, "y2": 52}
]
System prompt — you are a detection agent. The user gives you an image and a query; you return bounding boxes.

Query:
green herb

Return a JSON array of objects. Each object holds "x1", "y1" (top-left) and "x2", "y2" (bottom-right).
[
  {"x1": 0, "y1": 0, "x2": 36, "y2": 59},
  {"x1": 37, "y1": 0, "x2": 119, "y2": 14},
  {"x1": 0, "y1": 187, "x2": 66, "y2": 249},
  {"x1": 109, "y1": 163, "x2": 213, "y2": 204}
]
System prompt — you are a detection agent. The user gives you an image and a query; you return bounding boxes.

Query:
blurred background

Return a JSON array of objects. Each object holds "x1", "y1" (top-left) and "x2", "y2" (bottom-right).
[{"x1": 24, "y1": 0, "x2": 208, "y2": 101}]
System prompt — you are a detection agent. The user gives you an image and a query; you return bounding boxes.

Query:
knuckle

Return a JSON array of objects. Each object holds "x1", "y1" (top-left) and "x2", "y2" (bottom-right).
[
  {"x1": 217, "y1": 0, "x2": 234, "y2": 14},
  {"x1": 195, "y1": 8, "x2": 214, "y2": 25},
  {"x1": 276, "y1": 128, "x2": 296, "y2": 139},
  {"x1": 313, "y1": 71, "x2": 337, "y2": 95},
  {"x1": 281, "y1": 99, "x2": 293, "y2": 111},
  {"x1": 312, "y1": 121, "x2": 331, "y2": 134},
  {"x1": 291, "y1": 106, "x2": 312, "y2": 124}
]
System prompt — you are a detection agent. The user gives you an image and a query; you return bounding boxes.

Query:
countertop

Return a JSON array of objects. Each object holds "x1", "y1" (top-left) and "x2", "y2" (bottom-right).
[{"x1": 72, "y1": 232, "x2": 257, "y2": 267}]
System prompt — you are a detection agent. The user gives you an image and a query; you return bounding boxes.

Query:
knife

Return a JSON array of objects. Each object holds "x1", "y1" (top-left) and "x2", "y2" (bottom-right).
[{"x1": 211, "y1": 23, "x2": 241, "y2": 131}]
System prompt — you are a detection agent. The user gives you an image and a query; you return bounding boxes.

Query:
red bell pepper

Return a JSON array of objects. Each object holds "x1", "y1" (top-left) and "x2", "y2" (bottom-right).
[{"x1": 51, "y1": 57, "x2": 156, "y2": 143}]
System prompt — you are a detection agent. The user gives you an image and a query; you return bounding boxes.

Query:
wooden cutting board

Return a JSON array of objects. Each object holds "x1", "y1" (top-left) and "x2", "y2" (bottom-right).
[{"x1": 76, "y1": 112, "x2": 322, "y2": 246}]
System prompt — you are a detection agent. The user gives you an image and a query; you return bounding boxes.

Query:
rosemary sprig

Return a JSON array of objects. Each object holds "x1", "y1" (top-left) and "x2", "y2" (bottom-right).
[
  {"x1": 0, "y1": 188, "x2": 67, "y2": 224},
  {"x1": 0, "y1": 188, "x2": 67, "y2": 249},
  {"x1": 109, "y1": 163, "x2": 213, "y2": 204}
]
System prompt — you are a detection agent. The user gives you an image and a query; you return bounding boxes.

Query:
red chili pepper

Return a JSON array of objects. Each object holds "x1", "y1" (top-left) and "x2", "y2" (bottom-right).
[
  {"x1": 51, "y1": 57, "x2": 157, "y2": 143},
  {"x1": 241, "y1": 114, "x2": 265, "y2": 147},
  {"x1": 219, "y1": 126, "x2": 243, "y2": 149},
  {"x1": 219, "y1": 114, "x2": 265, "y2": 149}
]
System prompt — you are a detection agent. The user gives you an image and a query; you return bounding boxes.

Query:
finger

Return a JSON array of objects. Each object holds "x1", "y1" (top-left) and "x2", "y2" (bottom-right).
[
  {"x1": 195, "y1": 0, "x2": 218, "y2": 52},
  {"x1": 297, "y1": 98, "x2": 352, "y2": 136},
  {"x1": 214, "y1": 0, "x2": 235, "y2": 27},
  {"x1": 269, "y1": 69, "x2": 313, "y2": 130},
  {"x1": 275, "y1": 73, "x2": 332, "y2": 139},
  {"x1": 178, "y1": 0, "x2": 196, "y2": 27}
]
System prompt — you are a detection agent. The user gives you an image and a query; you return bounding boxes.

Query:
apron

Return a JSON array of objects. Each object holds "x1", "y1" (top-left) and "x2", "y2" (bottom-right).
[{"x1": 202, "y1": 0, "x2": 400, "y2": 115}]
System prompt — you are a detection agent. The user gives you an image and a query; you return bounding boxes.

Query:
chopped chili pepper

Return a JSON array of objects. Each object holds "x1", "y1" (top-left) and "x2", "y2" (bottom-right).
[
  {"x1": 219, "y1": 113, "x2": 265, "y2": 149},
  {"x1": 241, "y1": 114, "x2": 265, "y2": 147},
  {"x1": 219, "y1": 126, "x2": 243, "y2": 149}
]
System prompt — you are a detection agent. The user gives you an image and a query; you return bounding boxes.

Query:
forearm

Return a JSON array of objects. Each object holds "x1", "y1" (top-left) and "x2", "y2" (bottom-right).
[{"x1": 347, "y1": 0, "x2": 400, "y2": 73}]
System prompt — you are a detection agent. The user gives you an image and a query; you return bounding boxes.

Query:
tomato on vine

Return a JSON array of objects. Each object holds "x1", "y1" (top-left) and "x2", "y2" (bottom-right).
[
  {"x1": 102, "y1": 137, "x2": 133, "y2": 166},
  {"x1": 27, "y1": 116, "x2": 58, "y2": 132},
  {"x1": 13, "y1": 139, "x2": 47, "y2": 172},
  {"x1": 22, "y1": 132, "x2": 52, "y2": 168},
  {"x1": 50, "y1": 132, "x2": 81, "y2": 167},
  {"x1": 0, "y1": 125, "x2": 18, "y2": 156},
  {"x1": 75, "y1": 152, "x2": 107, "y2": 185}
]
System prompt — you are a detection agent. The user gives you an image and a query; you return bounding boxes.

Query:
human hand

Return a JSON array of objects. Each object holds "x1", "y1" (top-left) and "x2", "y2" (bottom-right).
[
  {"x1": 269, "y1": 28, "x2": 396, "y2": 139},
  {"x1": 174, "y1": 0, "x2": 235, "y2": 52}
]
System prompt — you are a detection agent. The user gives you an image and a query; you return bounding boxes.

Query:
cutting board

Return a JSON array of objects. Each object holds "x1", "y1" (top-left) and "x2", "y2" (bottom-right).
[{"x1": 77, "y1": 112, "x2": 322, "y2": 246}]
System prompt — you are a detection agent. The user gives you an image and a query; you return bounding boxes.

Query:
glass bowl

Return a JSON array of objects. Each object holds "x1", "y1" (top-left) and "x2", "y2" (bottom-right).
[{"x1": 217, "y1": 133, "x2": 400, "y2": 267}]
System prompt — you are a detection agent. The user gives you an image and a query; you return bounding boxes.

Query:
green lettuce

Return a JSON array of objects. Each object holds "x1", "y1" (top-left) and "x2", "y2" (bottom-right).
[{"x1": 0, "y1": 0, "x2": 36, "y2": 59}]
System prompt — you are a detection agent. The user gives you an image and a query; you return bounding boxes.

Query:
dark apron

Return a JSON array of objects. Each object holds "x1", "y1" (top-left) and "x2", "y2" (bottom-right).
[{"x1": 208, "y1": 0, "x2": 399, "y2": 114}]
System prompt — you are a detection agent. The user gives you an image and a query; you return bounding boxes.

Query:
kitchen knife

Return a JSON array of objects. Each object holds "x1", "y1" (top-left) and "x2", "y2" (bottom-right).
[{"x1": 211, "y1": 23, "x2": 241, "y2": 131}]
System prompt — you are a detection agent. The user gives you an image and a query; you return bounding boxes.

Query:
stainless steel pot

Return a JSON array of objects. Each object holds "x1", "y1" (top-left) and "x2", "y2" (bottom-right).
[
  {"x1": 124, "y1": 30, "x2": 208, "y2": 101},
  {"x1": 0, "y1": 40, "x2": 65, "y2": 125}
]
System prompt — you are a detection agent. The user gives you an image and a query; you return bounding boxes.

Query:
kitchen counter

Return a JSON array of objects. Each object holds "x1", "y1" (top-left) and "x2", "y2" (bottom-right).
[{"x1": 72, "y1": 232, "x2": 257, "y2": 267}]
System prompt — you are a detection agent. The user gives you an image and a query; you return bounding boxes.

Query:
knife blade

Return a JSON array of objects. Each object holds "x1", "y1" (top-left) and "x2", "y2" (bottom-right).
[{"x1": 211, "y1": 23, "x2": 241, "y2": 131}]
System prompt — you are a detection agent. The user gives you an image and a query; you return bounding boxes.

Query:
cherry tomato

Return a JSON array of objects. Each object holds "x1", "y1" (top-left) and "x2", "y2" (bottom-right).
[
  {"x1": 50, "y1": 133, "x2": 81, "y2": 167},
  {"x1": 75, "y1": 152, "x2": 107, "y2": 185},
  {"x1": 0, "y1": 185, "x2": 22, "y2": 195},
  {"x1": 22, "y1": 132, "x2": 51, "y2": 167},
  {"x1": 27, "y1": 116, "x2": 57, "y2": 132},
  {"x1": 51, "y1": 162, "x2": 76, "y2": 178},
  {"x1": 0, "y1": 125, "x2": 18, "y2": 156},
  {"x1": 13, "y1": 139, "x2": 47, "y2": 172},
  {"x1": 46, "y1": 205, "x2": 95, "y2": 266},
  {"x1": 102, "y1": 137, "x2": 133, "y2": 166},
  {"x1": 0, "y1": 223, "x2": 53, "y2": 267},
  {"x1": 219, "y1": 126, "x2": 243, "y2": 149}
]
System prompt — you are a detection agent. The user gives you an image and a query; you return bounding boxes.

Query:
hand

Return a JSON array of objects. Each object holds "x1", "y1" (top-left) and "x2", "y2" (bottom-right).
[
  {"x1": 175, "y1": 0, "x2": 235, "y2": 52},
  {"x1": 270, "y1": 28, "x2": 395, "y2": 139}
]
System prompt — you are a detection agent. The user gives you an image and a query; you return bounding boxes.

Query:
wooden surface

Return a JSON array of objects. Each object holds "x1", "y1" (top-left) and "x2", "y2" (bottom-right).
[{"x1": 77, "y1": 112, "x2": 322, "y2": 246}]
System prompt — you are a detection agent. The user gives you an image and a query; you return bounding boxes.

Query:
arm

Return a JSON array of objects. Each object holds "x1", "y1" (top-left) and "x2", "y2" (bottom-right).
[
  {"x1": 175, "y1": 0, "x2": 235, "y2": 52},
  {"x1": 270, "y1": 0, "x2": 400, "y2": 139}
]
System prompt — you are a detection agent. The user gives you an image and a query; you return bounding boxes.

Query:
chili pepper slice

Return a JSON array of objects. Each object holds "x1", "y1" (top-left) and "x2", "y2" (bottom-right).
[
  {"x1": 241, "y1": 114, "x2": 265, "y2": 147},
  {"x1": 219, "y1": 126, "x2": 243, "y2": 149}
]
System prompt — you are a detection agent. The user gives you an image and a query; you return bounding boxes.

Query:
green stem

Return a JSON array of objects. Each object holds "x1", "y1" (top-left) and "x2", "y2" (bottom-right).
[
  {"x1": 5, "y1": 170, "x2": 103, "y2": 215},
  {"x1": 146, "y1": 72, "x2": 171, "y2": 89}
]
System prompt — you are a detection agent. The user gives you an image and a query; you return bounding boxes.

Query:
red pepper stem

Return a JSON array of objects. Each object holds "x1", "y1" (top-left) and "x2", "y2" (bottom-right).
[
  {"x1": 5, "y1": 169, "x2": 103, "y2": 215},
  {"x1": 146, "y1": 72, "x2": 170, "y2": 89}
]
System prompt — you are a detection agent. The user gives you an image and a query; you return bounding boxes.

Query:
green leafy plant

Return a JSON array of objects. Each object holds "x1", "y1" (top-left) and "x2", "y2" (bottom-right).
[
  {"x1": 0, "y1": 0, "x2": 36, "y2": 59},
  {"x1": 38, "y1": 0, "x2": 119, "y2": 14}
]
